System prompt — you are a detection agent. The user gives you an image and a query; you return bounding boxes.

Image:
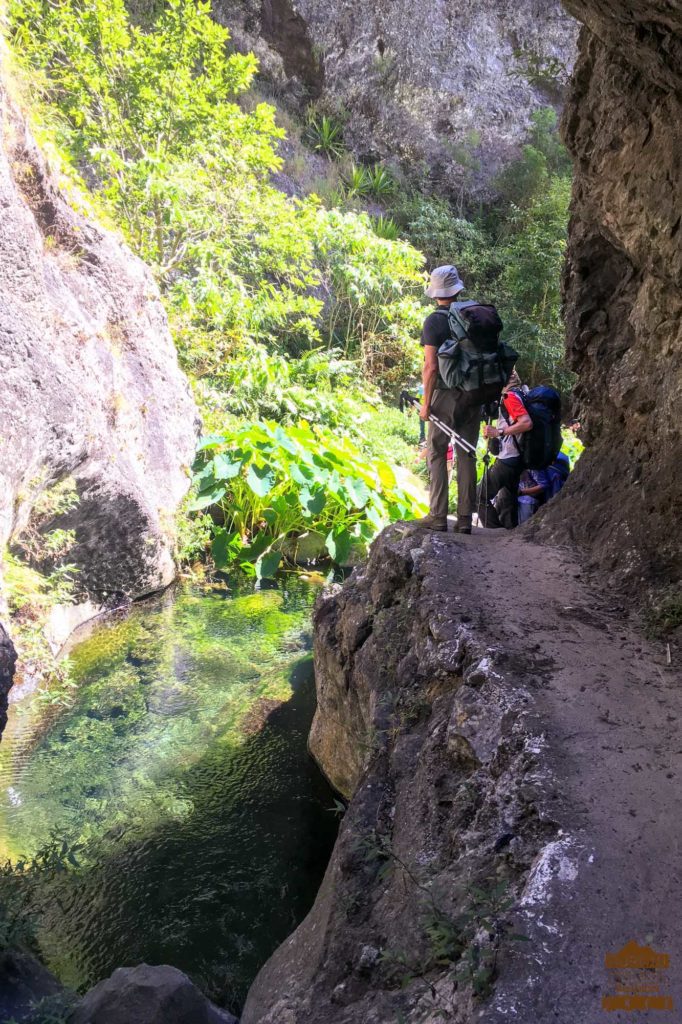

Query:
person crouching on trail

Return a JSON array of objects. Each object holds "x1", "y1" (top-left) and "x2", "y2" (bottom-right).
[
  {"x1": 417, "y1": 265, "x2": 481, "y2": 535},
  {"x1": 477, "y1": 370, "x2": 532, "y2": 529}
]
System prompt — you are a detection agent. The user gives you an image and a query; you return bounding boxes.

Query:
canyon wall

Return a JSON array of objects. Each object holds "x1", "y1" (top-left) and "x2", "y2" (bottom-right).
[
  {"x1": 535, "y1": 0, "x2": 682, "y2": 592},
  {"x1": 0, "y1": 75, "x2": 199, "y2": 623},
  {"x1": 243, "y1": 528, "x2": 565, "y2": 1024},
  {"x1": 213, "y1": 0, "x2": 577, "y2": 194}
]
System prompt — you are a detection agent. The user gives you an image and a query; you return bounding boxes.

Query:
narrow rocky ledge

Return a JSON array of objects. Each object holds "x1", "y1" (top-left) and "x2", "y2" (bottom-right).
[{"x1": 243, "y1": 525, "x2": 682, "y2": 1024}]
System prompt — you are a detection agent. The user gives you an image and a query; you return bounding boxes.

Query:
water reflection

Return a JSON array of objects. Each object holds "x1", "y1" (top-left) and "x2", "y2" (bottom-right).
[{"x1": 0, "y1": 578, "x2": 337, "y2": 1012}]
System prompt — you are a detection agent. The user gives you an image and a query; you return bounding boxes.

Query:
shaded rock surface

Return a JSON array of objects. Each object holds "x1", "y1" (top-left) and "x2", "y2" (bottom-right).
[
  {"x1": 0, "y1": 77, "x2": 198, "y2": 611},
  {"x1": 534, "y1": 0, "x2": 682, "y2": 592},
  {"x1": 70, "y1": 964, "x2": 237, "y2": 1024},
  {"x1": 243, "y1": 526, "x2": 682, "y2": 1023},
  {"x1": 0, "y1": 951, "x2": 63, "y2": 1023},
  {"x1": 0, "y1": 623, "x2": 16, "y2": 735},
  {"x1": 213, "y1": 0, "x2": 577, "y2": 193}
]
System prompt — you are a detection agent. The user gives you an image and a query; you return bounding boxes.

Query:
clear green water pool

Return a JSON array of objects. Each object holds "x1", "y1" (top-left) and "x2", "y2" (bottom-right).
[{"x1": 0, "y1": 576, "x2": 338, "y2": 1013}]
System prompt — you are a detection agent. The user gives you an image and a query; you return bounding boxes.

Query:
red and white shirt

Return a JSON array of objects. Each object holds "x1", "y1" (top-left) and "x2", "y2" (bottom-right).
[{"x1": 498, "y1": 390, "x2": 527, "y2": 462}]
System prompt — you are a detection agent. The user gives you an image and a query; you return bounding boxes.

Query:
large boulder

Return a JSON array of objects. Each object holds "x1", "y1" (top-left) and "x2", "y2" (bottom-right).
[
  {"x1": 70, "y1": 964, "x2": 237, "y2": 1024},
  {"x1": 0, "y1": 78, "x2": 199, "y2": 612},
  {"x1": 534, "y1": 0, "x2": 682, "y2": 591}
]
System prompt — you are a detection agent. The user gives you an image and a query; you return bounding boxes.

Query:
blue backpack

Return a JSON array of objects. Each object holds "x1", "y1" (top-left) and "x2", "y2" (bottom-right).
[
  {"x1": 505, "y1": 386, "x2": 562, "y2": 470},
  {"x1": 546, "y1": 451, "x2": 570, "y2": 498}
]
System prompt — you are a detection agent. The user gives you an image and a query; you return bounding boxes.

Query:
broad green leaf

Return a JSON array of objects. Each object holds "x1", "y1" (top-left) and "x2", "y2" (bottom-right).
[
  {"x1": 325, "y1": 526, "x2": 351, "y2": 564},
  {"x1": 376, "y1": 461, "x2": 396, "y2": 490},
  {"x1": 366, "y1": 502, "x2": 387, "y2": 531},
  {"x1": 274, "y1": 426, "x2": 300, "y2": 455},
  {"x1": 246, "y1": 463, "x2": 275, "y2": 497},
  {"x1": 211, "y1": 529, "x2": 241, "y2": 568},
  {"x1": 256, "y1": 550, "x2": 281, "y2": 580},
  {"x1": 299, "y1": 487, "x2": 326, "y2": 516},
  {"x1": 212, "y1": 453, "x2": 243, "y2": 480},
  {"x1": 343, "y1": 476, "x2": 370, "y2": 510},
  {"x1": 241, "y1": 531, "x2": 272, "y2": 561},
  {"x1": 289, "y1": 462, "x2": 314, "y2": 486},
  {"x1": 187, "y1": 486, "x2": 225, "y2": 511},
  {"x1": 195, "y1": 434, "x2": 225, "y2": 452}
]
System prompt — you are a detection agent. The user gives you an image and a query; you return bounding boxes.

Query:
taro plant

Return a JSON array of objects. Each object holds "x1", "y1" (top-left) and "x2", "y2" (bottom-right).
[{"x1": 188, "y1": 420, "x2": 427, "y2": 578}]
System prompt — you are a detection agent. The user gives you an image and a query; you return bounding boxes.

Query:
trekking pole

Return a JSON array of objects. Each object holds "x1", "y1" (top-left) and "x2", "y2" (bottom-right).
[{"x1": 399, "y1": 392, "x2": 477, "y2": 459}]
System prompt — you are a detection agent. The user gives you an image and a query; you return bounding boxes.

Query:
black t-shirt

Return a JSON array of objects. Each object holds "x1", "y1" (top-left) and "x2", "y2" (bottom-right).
[{"x1": 421, "y1": 309, "x2": 450, "y2": 348}]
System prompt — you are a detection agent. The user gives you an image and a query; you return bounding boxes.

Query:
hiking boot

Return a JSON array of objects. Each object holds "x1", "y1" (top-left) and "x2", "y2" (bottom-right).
[
  {"x1": 405, "y1": 514, "x2": 447, "y2": 532},
  {"x1": 456, "y1": 517, "x2": 472, "y2": 535}
]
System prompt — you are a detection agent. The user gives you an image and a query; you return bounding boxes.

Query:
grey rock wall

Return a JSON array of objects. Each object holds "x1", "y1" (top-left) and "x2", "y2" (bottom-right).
[
  {"x1": 0, "y1": 80, "x2": 199, "y2": 614},
  {"x1": 0, "y1": 623, "x2": 16, "y2": 736},
  {"x1": 214, "y1": 0, "x2": 578, "y2": 193},
  {"x1": 535, "y1": 0, "x2": 682, "y2": 591},
  {"x1": 242, "y1": 527, "x2": 560, "y2": 1024}
]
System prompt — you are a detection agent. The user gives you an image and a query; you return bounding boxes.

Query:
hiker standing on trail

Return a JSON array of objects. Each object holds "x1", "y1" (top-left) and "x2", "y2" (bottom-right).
[
  {"x1": 476, "y1": 371, "x2": 532, "y2": 529},
  {"x1": 417, "y1": 266, "x2": 482, "y2": 535}
]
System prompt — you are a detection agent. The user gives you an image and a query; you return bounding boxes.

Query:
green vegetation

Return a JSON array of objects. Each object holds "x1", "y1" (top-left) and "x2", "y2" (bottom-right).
[
  {"x1": 6, "y1": 0, "x2": 575, "y2": 577},
  {"x1": 645, "y1": 594, "x2": 682, "y2": 639},
  {"x1": 191, "y1": 420, "x2": 426, "y2": 576},
  {"x1": 396, "y1": 107, "x2": 574, "y2": 393},
  {"x1": 304, "y1": 112, "x2": 345, "y2": 159},
  {"x1": 8, "y1": 0, "x2": 427, "y2": 575},
  {"x1": 2, "y1": 477, "x2": 81, "y2": 694}
]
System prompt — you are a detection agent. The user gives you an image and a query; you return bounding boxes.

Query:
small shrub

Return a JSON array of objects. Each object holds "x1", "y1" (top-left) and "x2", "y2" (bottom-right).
[
  {"x1": 304, "y1": 114, "x2": 345, "y2": 159},
  {"x1": 371, "y1": 214, "x2": 400, "y2": 240},
  {"x1": 343, "y1": 162, "x2": 371, "y2": 198},
  {"x1": 366, "y1": 163, "x2": 397, "y2": 198}
]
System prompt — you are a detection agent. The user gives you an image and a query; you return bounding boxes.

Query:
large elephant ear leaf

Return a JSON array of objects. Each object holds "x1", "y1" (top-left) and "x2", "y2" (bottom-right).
[
  {"x1": 256, "y1": 550, "x2": 282, "y2": 580},
  {"x1": 246, "y1": 463, "x2": 276, "y2": 497},
  {"x1": 212, "y1": 452, "x2": 243, "y2": 480},
  {"x1": 325, "y1": 526, "x2": 351, "y2": 564},
  {"x1": 212, "y1": 529, "x2": 242, "y2": 569},
  {"x1": 343, "y1": 476, "x2": 370, "y2": 510},
  {"x1": 187, "y1": 485, "x2": 226, "y2": 511},
  {"x1": 299, "y1": 487, "x2": 326, "y2": 516}
]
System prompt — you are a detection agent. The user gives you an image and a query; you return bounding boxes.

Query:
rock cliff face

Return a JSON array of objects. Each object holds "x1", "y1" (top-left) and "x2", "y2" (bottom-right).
[
  {"x1": 535, "y1": 0, "x2": 682, "y2": 591},
  {"x1": 243, "y1": 528, "x2": 562, "y2": 1024},
  {"x1": 213, "y1": 0, "x2": 577, "y2": 192},
  {"x1": 0, "y1": 624, "x2": 16, "y2": 736},
  {"x1": 0, "y1": 79, "x2": 199, "y2": 615},
  {"x1": 244, "y1": 526, "x2": 682, "y2": 1023}
]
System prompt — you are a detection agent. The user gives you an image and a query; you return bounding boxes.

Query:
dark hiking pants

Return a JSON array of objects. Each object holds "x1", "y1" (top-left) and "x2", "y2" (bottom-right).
[
  {"x1": 427, "y1": 389, "x2": 481, "y2": 525},
  {"x1": 477, "y1": 457, "x2": 523, "y2": 529}
]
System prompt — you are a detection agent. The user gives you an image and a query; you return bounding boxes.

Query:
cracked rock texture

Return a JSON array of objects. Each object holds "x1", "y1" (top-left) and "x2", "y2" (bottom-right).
[
  {"x1": 0, "y1": 79, "x2": 198, "y2": 613},
  {"x1": 212, "y1": 0, "x2": 577, "y2": 193},
  {"x1": 242, "y1": 527, "x2": 559, "y2": 1024},
  {"x1": 0, "y1": 623, "x2": 16, "y2": 737},
  {"x1": 534, "y1": 0, "x2": 682, "y2": 591},
  {"x1": 243, "y1": 526, "x2": 682, "y2": 1023}
]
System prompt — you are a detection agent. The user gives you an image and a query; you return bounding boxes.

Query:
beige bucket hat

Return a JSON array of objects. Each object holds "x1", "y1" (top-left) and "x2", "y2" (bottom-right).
[{"x1": 425, "y1": 264, "x2": 465, "y2": 299}]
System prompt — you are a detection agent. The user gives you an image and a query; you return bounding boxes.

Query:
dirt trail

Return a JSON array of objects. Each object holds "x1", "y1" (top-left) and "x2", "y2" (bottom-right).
[{"x1": 451, "y1": 528, "x2": 682, "y2": 1023}]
